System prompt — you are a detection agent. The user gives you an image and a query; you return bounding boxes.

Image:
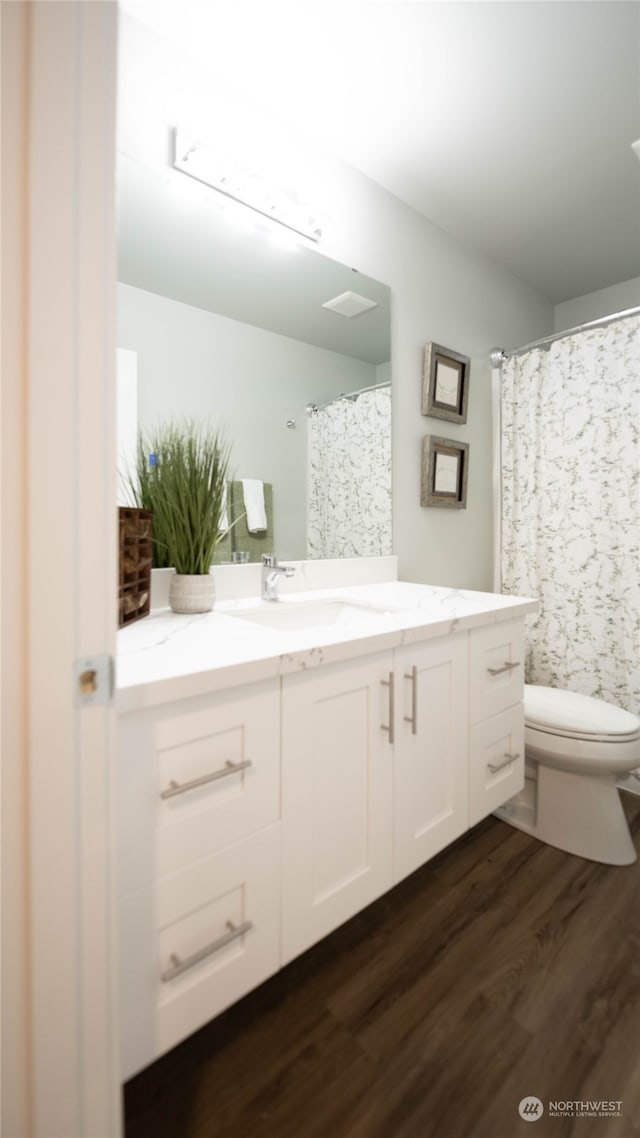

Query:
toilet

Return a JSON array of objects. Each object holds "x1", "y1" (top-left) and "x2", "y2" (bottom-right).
[{"x1": 495, "y1": 684, "x2": 640, "y2": 865}]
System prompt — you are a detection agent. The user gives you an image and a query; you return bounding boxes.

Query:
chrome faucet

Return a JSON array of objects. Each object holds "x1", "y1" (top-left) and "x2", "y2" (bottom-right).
[{"x1": 261, "y1": 553, "x2": 296, "y2": 601}]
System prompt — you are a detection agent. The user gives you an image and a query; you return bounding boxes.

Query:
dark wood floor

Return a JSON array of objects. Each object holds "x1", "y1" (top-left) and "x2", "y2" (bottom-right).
[{"x1": 124, "y1": 794, "x2": 640, "y2": 1138}]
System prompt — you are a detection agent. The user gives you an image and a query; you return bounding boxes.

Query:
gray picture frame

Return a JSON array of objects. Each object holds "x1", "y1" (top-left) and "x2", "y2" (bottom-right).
[
  {"x1": 421, "y1": 434, "x2": 469, "y2": 509},
  {"x1": 422, "y1": 341, "x2": 470, "y2": 424}
]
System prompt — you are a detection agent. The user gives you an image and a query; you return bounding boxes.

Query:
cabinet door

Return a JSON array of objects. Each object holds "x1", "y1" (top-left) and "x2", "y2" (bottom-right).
[
  {"x1": 393, "y1": 634, "x2": 469, "y2": 883},
  {"x1": 281, "y1": 653, "x2": 393, "y2": 963}
]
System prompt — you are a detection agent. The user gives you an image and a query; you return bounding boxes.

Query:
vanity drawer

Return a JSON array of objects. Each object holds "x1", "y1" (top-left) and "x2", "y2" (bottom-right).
[
  {"x1": 469, "y1": 619, "x2": 525, "y2": 724},
  {"x1": 119, "y1": 679, "x2": 280, "y2": 888},
  {"x1": 155, "y1": 681, "x2": 280, "y2": 875},
  {"x1": 469, "y1": 703, "x2": 524, "y2": 826},
  {"x1": 120, "y1": 823, "x2": 281, "y2": 1079}
]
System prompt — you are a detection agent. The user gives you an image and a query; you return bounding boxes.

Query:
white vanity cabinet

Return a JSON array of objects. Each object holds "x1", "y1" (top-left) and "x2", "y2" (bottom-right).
[
  {"x1": 117, "y1": 678, "x2": 281, "y2": 1080},
  {"x1": 117, "y1": 602, "x2": 530, "y2": 1079}
]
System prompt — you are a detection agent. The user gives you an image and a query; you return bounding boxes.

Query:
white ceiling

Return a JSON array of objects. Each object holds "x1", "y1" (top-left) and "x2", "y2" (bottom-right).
[{"x1": 119, "y1": 0, "x2": 640, "y2": 306}]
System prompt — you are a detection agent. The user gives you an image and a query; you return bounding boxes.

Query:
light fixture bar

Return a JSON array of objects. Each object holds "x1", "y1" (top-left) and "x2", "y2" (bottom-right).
[{"x1": 172, "y1": 128, "x2": 325, "y2": 243}]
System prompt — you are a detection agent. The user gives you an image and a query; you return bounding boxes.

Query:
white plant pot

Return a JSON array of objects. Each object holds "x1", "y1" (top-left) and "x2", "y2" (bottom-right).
[{"x1": 168, "y1": 572, "x2": 215, "y2": 614}]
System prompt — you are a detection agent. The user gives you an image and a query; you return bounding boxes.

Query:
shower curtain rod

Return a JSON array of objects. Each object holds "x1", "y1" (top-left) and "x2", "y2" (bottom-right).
[
  {"x1": 490, "y1": 305, "x2": 640, "y2": 365},
  {"x1": 306, "y1": 380, "x2": 390, "y2": 414}
]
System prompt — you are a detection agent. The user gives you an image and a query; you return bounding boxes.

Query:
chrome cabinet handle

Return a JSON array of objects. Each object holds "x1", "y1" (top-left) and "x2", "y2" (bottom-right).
[
  {"x1": 161, "y1": 919, "x2": 253, "y2": 982},
  {"x1": 381, "y1": 671, "x2": 395, "y2": 744},
  {"x1": 404, "y1": 665, "x2": 418, "y2": 735},
  {"x1": 487, "y1": 660, "x2": 521, "y2": 677},
  {"x1": 488, "y1": 752, "x2": 520, "y2": 774},
  {"x1": 160, "y1": 759, "x2": 252, "y2": 800}
]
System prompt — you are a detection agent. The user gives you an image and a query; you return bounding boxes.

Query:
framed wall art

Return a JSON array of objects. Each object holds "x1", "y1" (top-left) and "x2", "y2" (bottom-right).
[
  {"x1": 422, "y1": 342, "x2": 470, "y2": 424},
  {"x1": 421, "y1": 434, "x2": 469, "y2": 509}
]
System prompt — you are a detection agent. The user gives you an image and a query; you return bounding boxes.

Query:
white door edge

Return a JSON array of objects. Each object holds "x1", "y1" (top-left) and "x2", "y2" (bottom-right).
[{"x1": 26, "y1": 3, "x2": 121, "y2": 1134}]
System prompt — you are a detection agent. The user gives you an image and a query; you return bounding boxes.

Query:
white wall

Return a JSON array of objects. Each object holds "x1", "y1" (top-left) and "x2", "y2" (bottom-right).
[
  {"x1": 117, "y1": 283, "x2": 377, "y2": 558},
  {"x1": 317, "y1": 165, "x2": 556, "y2": 590},
  {"x1": 118, "y1": 13, "x2": 554, "y2": 590},
  {"x1": 554, "y1": 276, "x2": 640, "y2": 331}
]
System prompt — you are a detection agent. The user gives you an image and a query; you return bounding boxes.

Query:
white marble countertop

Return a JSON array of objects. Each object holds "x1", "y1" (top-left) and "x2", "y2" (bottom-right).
[{"x1": 117, "y1": 577, "x2": 537, "y2": 714}]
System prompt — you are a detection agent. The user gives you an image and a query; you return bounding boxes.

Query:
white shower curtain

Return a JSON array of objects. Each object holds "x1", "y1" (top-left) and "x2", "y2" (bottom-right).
[
  {"x1": 307, "y1": 386, "x2": 392, "y2": 559},
  {"x1": 500, "y1": 313, "x2": 640, "y2": 713}
]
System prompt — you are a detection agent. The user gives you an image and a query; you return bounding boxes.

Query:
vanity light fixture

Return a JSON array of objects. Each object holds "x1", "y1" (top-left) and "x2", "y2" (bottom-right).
[{"x1": 173, "y1": 128, "x2": 327, "y2": 243}]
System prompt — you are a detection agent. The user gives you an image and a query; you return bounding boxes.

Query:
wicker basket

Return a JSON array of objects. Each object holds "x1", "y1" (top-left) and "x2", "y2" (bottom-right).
[{"x1": 118, "y1": 507, "x2": 152, "y2": 628}]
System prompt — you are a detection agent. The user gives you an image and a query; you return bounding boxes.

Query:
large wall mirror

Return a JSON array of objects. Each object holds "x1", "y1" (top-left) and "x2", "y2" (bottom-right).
[{"x1": 116, "y1": 152, "x2": 392, "y2": 561}]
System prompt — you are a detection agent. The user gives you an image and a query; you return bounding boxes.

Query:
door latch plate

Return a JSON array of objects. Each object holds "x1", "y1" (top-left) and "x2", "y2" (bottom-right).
[{"x1": 73, "y1": 655, "x2": 114, "y2": 707}]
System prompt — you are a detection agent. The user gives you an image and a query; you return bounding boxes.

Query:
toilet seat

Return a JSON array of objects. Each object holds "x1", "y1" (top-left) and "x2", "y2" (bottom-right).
[
  {"x1": 525, "y1": 684, "x2": 640, "y2": 742},
  {"x1": 524, "y1": 685, "x2": 640, "y2": 774},
  {"x1": 525, "y1": 723, "x2": 640, "y2": 773}
]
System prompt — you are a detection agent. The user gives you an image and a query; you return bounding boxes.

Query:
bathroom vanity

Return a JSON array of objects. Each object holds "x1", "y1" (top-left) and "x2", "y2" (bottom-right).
[{"x1": 116, "y1": 564, "x2": 536, "y2": 1080}]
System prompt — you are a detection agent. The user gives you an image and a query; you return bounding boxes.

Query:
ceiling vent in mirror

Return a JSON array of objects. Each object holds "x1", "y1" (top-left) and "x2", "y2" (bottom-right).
[
  {"x1": 322, "y1": 291, "x2": 379, "y2": 318},
  {"x1": 173, "y1": 128, "x2": 327, "y2": 244}
]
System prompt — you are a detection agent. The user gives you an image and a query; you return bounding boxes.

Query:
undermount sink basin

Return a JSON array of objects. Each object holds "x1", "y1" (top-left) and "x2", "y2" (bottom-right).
[{"x1": 229, "y1": 598, "x2": 397, "y2": 632}]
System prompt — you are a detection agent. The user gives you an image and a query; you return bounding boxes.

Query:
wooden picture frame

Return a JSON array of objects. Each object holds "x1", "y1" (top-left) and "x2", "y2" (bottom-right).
[
  {"x1": 421, "y1": 435, "x2": 469, "y2": 509},
  {"x1": 422, "y1": 342, "x2": 470, "y2": 424}
]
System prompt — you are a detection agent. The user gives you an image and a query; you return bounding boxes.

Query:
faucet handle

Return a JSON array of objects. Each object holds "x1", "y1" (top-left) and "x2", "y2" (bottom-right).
[{"x1": 261, "y1": 553, "x2": 277, "y2": 567}]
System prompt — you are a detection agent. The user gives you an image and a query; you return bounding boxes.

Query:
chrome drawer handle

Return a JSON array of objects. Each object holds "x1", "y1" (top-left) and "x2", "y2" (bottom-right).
[
  {"x1": 487, "y1": 660, "x2": 520, "y2": 676},
  {"x1": 488, "y1": 752, "x2": 520, "y2": 774},
  {"x1": 381, "y1": 671, "x2": 395, "y2": 744},
  {"x1": 160, "y1": 919, "x2": 253, "y2": 983},
  {"x1": 160, "y1": 759, "x2": 252, "y2": 800},
  {"x1": 404, "y1": 665, "x2": 418, "y2": 735}
]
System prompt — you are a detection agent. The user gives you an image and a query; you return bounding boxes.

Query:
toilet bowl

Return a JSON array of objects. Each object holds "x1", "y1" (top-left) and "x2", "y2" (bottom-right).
[{"x1": 495, "y1": 685, "x2": 640, "y2": 865}]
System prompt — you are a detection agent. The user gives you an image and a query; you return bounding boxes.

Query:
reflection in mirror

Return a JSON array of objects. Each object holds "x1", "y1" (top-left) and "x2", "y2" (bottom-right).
[{"x1": 116, "y1": 154, "x2": 391, "y2": 561}]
